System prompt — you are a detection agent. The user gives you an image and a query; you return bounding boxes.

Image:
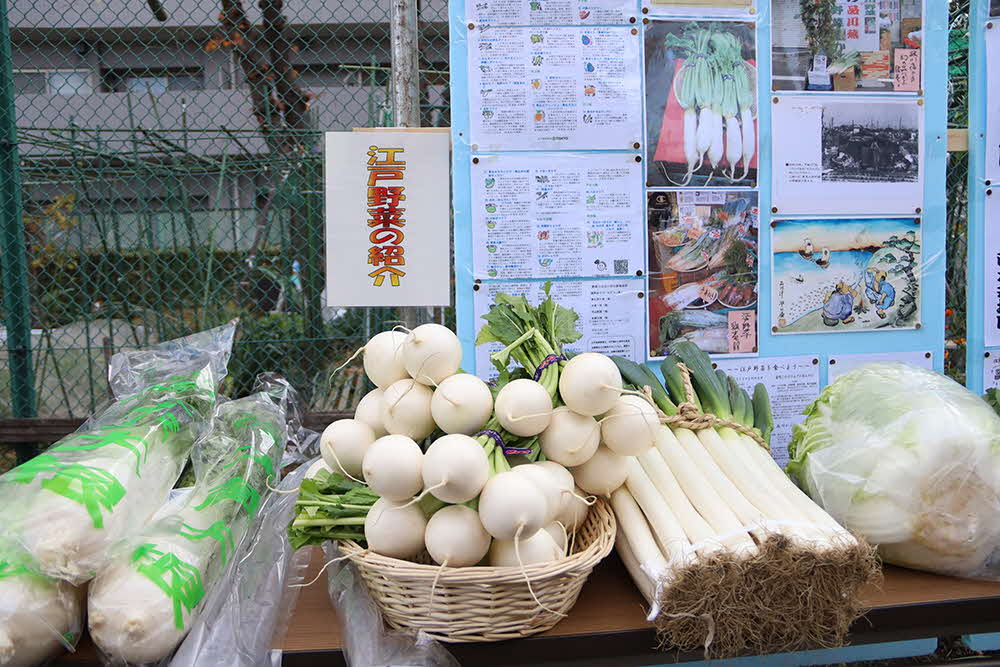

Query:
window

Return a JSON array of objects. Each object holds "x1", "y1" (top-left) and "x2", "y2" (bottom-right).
[
  {"x1": 294, "y1": 63, "x2": 390, "y2": 88},
  {"x1": 102, "y1": 68, "x2": 204, "y2": 94},
  {"x1": 14, "y1": 70, "x2": 93, "y2": 96}
]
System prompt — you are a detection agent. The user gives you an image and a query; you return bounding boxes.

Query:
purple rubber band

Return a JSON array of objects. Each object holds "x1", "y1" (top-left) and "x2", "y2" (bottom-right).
[{"x1": 532, "y1": 354, "x2": 565, "y2": 381}]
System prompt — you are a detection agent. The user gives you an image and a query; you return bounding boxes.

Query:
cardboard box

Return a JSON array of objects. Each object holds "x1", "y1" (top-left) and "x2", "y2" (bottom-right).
[{"x1": 832, "y1": 67, "x2": 857, "y2": 91}]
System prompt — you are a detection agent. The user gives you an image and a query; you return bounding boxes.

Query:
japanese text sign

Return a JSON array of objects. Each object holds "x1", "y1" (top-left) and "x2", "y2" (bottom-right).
[{"x1": 324, "y1": 130, "x2": 451, "y2": 307}]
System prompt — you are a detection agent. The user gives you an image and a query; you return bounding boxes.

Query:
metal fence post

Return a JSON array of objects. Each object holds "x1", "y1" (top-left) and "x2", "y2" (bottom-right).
[
  {"x1": 0, "y1": 0, "x2": 38, "y2": 452},
  {"x1": 391, "y1": 0, "x2": 425, "y2": 329}
]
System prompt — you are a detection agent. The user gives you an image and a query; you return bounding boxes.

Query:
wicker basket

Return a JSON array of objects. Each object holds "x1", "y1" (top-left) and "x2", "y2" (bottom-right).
[{"x1": 338, "y1": 497, "x2": 617, "y2": 642}]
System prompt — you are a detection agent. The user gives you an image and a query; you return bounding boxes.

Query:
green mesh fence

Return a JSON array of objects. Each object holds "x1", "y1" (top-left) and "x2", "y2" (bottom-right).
[{"x1": 0, "y1": 0, "x2": 452, "y2": 447}]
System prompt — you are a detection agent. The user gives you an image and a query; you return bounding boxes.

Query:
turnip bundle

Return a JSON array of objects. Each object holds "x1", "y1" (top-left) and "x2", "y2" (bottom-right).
[
  {"x1": 0, "y1": 542, "x2": 83, "y2": 667},
  {"x1": 0, "y1": 322, "x2": 236, "y2": 584},
  {"x1": 607, "y1": 344, "x2": 878, "y2": 657},
  {"x1": 89, "y1": 378, "x2": 296, "y2": 665}
]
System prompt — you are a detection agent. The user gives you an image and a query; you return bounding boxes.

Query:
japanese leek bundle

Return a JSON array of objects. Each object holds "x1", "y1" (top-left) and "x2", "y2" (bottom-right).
[
  {"x1": 0, "y1": 322, "x2": 236, "y2": 584},
  {"x1": 89, "y1": 378, "x2": 296, "y2": 665},
  {"x1": 789, "y1": 362, "x2": 1000, "y2": 580},
  {"x1": 0, "y1": 541, "x2": 83, "y2": 667},
  {"x1": 607, "y1": 344, "x2": 878, "y2": 657}
]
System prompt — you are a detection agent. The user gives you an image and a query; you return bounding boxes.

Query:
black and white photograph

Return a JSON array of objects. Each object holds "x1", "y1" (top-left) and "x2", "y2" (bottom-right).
[
  {"x1": 821, "y1": 100, "x2": 920, "y2": 183},
  {"x1": 771, "y1": 96, "x2": 924, "y2": 215}
]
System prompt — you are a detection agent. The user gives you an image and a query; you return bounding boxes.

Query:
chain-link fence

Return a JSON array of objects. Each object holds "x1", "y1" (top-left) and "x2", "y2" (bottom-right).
[
  {"x1": 946, "y1": 0, "x2": 970, "y2": 382},
  {"x1": 0, "y1": 0, "x2": 452, "y2": 464}
]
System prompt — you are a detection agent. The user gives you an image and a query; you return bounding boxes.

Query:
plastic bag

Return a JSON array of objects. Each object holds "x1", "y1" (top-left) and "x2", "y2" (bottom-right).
[
  {"x1": 322, "y1": 541, "x2": 460, "y2": 667},
  {"x1": 88, "y1": 376, "x2": 299, "y2": 666},
  {"x1": 0, "y1": 321, "x2": 237, "y2": 585},
  {"x1": 788, "y1": 362, "x2": 1000, "y2": 579},
  {"x1": 168, "y1": 459, "x2": 313, "y2": 667},
  {"x1": 0, "y1": 542, "x2": 84, "y2": 667}
]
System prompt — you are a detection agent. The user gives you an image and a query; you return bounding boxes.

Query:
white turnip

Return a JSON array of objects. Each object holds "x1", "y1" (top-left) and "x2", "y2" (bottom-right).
[
  {"x1": 401, "y1": 323, "x2": 462, "y2": 386},
  {"x1": 601, "y1": 396, "x2": 659, "y2": 457},
  {"x1": 478, "y1": 471, "x2": 549, "y2": 540},
  {"x1": 539, "y1": 407, "x2": 599, "y2": 467},
  {"x1": 558, "y1": 353, "x2": 622, "y2": 417},
  {"x1": 488, "y1": 530, "x2": 561, "y2": 567},
  {"x1": 571, "y1": 445, "x2": 628, "y2": 497},
  {"x1": 361, "y1": 435, "x2": 424, "y2": 502},
  {"x1": 424, "y1": 505, "x2": 491, "y2": 567},
  {"x1": 430, "y1": 374, "x2": 493, "y2": 435},
  {"x1": 354, "y1": 389, "x2": 388, "y2": 438},
  {"x1": 361, "y1": 331, "x2": 409, "y2": 389},
  {"x1": 381, "y1": 379, "x2": 436, "y2": 441},
  {"x1": 364, "y1": 497, "x2": 427, "y2": 560},
  {"x1": 422, "y1": 434, "x2": 490, "y2": 504},
  {"x1": 494, "y1": 379, "x2": 552, "y2": 437},
  {"x1": 320, "y1": 419, "x2": 375, "y2": 479}
]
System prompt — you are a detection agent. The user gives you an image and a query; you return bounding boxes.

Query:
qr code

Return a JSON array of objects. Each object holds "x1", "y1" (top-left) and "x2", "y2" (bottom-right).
[{"x1": 613, "y1": 259, "x2": 629, "y2": 275}]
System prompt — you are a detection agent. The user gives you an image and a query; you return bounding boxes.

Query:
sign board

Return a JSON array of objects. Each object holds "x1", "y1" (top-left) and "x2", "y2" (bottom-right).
[
  {"x1": 324, "y1": 130, "x2": 451, "y2": 307},
  {"x1": 450, "y1": 0, "x2": 947, "y2": 398}
]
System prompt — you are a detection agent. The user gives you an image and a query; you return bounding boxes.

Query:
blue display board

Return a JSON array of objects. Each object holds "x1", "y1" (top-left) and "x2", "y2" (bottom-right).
[
  {"x1": 451, "y1": 0, "x2": 948, "y2": 390},
  {"x1": 966, "y1": 0, "x2": 993, "y2": 392}
]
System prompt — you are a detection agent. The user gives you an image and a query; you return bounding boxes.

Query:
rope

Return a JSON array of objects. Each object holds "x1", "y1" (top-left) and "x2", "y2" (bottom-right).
[
  {"x1": 532, "y1": 354, "x2": 565, "y2": 381},
  {"x1": 641, "y1": 363, "x2": 769, "y2": 451}
]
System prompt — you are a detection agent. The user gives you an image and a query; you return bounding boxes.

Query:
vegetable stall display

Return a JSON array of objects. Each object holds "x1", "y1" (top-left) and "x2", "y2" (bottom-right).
[
  {"x1": 607, "y1": 343, "x2": 879, "y2": 657},
  {"x1": 788, "y1": 363, "x2": 1000, "y2": 580},
  {"x1": 290, "y1": 287, "x2": 620, "y2": 640},
  {"x1": 291, "y1": 290, "x2": 880, "y2": 654}
]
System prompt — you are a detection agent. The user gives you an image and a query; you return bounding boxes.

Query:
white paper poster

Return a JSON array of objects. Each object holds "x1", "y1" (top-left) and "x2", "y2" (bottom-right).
[
  {"x1": 771, "y1": 97, "x2": 924, "y2": 216},
  {"x1": 324, "y1": 131, "x2": 451, "y2": 307},
  {"x1": 713, "y1": 355, "x2": 820, "y2": 466},
  {"x1": 827, "y1": 350, "x2": 932, "y2": 382},
  {"x1": 468, "y1": 26, "x2": 642, "y2": 151},
  {"x1": 471, "y1": 153, "x2": 644, "y2": 279},
  {"x1": 467, "y1": 0, "x2": 635, "y2": 26},
  {"x1": 641, "y1": 0, "x2": 754, "y2": 18},
  {"x1": 472, "y1": 279, "x2": 645, "y2": 377},
  {"x1": 985, "y1": 193, "x2": 1000, "y2": 347},
  {"x1": 984, "y1": 354, "x2": 1000, "y2": 390},
  {"x1": 986, "y1": 25, "x2": 1000, "y2": 183}
]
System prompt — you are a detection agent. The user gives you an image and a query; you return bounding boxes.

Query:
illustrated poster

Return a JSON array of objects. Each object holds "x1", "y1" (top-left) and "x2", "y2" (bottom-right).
[
  {"x1": 771, "y1": 97, "x2": 923, "y2": 215},
  {"x1": 472, "y1": 279, "x2": 645, "y2": 377},
  {"x1": 713, "y1": 355, "x2": 821, "y2": 466},
  {"x1": 771, "y1": 218, "x2": 921, "y2": 334},
  {"x1": 471, "y1": 153, "x2": 644, "y2": 279},
  {"x1": 984, "y1": 354, "x2": 1000, "y2": 390},
  {"x1": 467, "y1": 0, "x2": 635, "y2": 25},
  {"x1": 468, "y1": 27, "x2": 642, "y2": 151},
  {"x1": 644, "y1": 20, "x2": 758, "y2": 187},
  {"x1": 647, "y1": 191, "x2": 759, "y2": 357}
]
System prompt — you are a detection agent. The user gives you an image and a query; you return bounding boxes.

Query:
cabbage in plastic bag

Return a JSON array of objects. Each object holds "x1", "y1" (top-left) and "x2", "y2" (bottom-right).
[{"x1": 788, "y1": 362, "x2": 1000, "y2": 578}]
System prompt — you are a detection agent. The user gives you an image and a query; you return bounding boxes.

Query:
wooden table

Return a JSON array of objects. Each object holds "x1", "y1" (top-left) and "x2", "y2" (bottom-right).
[{"x1": 57, "y1": 551, "x2": 1000, "y2": 666}]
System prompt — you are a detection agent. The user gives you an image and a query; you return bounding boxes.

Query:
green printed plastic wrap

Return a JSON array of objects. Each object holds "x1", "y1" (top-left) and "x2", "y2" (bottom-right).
[
  {"x1": 88, "y1": 377, "x2": 297, "y2": 666},
  {"x1": 0, "y1": 322, "x2": 236, "y2": 586},
  {"x1": 0, "y1": 541, "x2": 84, "y2": 667}
]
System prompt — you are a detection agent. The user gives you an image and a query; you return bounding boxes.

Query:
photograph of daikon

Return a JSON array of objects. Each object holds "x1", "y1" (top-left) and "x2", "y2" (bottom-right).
[
  {"x1": 647, "y1": 190, "x2": 759, "y2": 357},
  {"x1": 645, "y1": 20, "x2": 758, "y2": 187}
]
